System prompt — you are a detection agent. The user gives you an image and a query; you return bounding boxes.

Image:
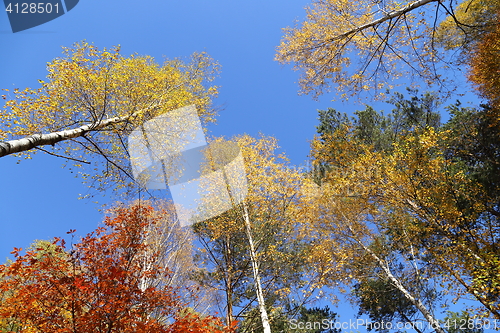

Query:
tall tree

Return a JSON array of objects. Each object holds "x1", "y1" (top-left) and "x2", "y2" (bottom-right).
[
  {"x1": 123, "y1": 200, "x2": 216, "y2": 314},
  {"x1": 192, "y1": 135, "x2": 318, "y2": 332},
  {"x1": 309, "y1": 91, "x2": 500, "y2": 322},
  {"x1": 466, "y1": 6, "x2": 500, "y2": 112},
  {"x1": 275, "y1": 0, "x2": 496, "y2": 99},
  {"x1": 307, "y1": 158, "x2": 446, "y2": 332},
  {"x1": 438, "y1": 0, "x2": 500, "y2": 134},
  {"x1": 0, "y1": 41, "x2": 219, "y2": 194}
]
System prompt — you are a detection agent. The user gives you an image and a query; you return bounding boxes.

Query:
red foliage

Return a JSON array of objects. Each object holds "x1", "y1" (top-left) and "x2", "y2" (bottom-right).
[{"x1": 0, "y1": 204, "x2": 234, "y2": 333}]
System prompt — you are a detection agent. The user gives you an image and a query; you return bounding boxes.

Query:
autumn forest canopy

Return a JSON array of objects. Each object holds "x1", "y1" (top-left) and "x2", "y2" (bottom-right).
[{"x1": 0, "y1": 0, "x2": 499, "y2": 332}]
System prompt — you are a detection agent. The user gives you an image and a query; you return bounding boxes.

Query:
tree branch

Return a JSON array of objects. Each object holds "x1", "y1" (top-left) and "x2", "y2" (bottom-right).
[
  {"x1": 325, "y1": 0, "x2": 440, "y2": 43},
  {"x1": 0, "y1": 101, "x2": 165, "y2": 158},
  {"x1": 0, "y1": 113, "x2": 134, "y2": 158},
  {"x1": 34, "y1": 147, "x2": 91, "y2": 164}
]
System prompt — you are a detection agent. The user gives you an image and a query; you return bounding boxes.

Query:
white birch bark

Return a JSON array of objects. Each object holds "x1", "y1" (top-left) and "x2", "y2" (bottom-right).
[
  {"x1": 343, "y1": 220, "x2": 446, "y2": 333},
  {"x1": 327, "y1": 0, "x2": 440, "y2": 42},
  {"x1": 360, "y1": 242, "x2": 445, "y2": 333},
  {"x1": 243, "y1": 203, "x2": 272, "y2": 333},
  {"x1": 0, "y1": 113, "x2": 134, "y2": 158},
  {"x1": 0, "y1": 99, "x2": 168, "y2": 158}
]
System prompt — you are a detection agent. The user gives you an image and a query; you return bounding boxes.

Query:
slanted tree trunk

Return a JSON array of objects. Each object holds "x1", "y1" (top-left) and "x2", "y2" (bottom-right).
[
  {"x1": 344, "y1": 222, "x2": 446, "y2": 333},
  {"x1": 328, "y1": 0, "x2": 439, "y2": 42},
  {"x1": 243, "y1": 203, "x2": 272, "y2": 333},
  {"x1": 0, "y1": 113, "x2": 136, "y2": 158}
]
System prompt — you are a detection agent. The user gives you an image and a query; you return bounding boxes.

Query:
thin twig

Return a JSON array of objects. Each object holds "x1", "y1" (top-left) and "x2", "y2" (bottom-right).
[{"x1": 34, "y1": 146, "x2": 91, "y2": 164}]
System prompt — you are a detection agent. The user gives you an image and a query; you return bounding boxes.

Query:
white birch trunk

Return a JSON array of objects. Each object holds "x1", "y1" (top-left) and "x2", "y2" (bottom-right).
[
  {"x1": 243, "y1": 203, "x2": 272, "y2": 333},
  {"x1": 0, "y1": 113, "x2": 137, "y2": 158},
  {"x1": 0, "y1": 98, "x2": 169, "y2": 158},
  {"x1": 344, "y1": 222, "x2": 446, "y2": 333},
  {"x1": 328, "y1": 0, "x2": 439, "y2": 42}
]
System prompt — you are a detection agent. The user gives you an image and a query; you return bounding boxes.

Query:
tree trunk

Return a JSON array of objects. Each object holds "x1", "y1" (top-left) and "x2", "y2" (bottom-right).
[
  {"x1": 243, "y1": 203, "x2": 272, "y2": 333},
  {"x1": 0, "y1": 112, "x2": 138, "y2": 157},
  {"x1": 347, "y1": 223, "x2": 446, "y2": 333},
  {"x1": 0, "y1": 98, "x2": 174, "y2": 158},
  {"x1": 326, "y1": 0, "x2": 439, "y2": 43},
  {"x1": 224, "y1": 234, "x2": 235, "y2": 327},
  {"x1": 0, "y1": 113, "x2": 138, "y2": 158}
]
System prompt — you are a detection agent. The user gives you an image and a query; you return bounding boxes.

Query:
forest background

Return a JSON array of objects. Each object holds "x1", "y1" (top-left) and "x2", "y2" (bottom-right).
[{"x1": 0, "y1": 0, "x2": 498, "y2": 332}]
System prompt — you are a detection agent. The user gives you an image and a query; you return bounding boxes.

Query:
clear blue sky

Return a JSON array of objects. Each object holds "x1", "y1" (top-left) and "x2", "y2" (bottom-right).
[
  {"x1": 0, "y1": 0, "x2": 337, "y2": 254},
  {"x1": 0, "y1": 0, "x2": 478, "y2": 329}
]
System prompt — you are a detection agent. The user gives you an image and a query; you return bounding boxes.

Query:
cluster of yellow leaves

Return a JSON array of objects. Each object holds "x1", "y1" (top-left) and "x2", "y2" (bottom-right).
[
  {"x1": 1, "y1": 41, "x2": 219, "y2": 195},
  {"x1": 276, "y1": 0, "x2": 440, "y2": 99},
  {"x1": 196, "y1": 134, "x2": 305, "y2": 239},
  {"x1": 2, "y1": 41, "x2": 218, "y2": 138},
  {"x1": 436, "y1": 0, "x2": 500, "y2": 51},
  {"x1": 308, "y1": 122, "x2": 500, "y2": 318}
]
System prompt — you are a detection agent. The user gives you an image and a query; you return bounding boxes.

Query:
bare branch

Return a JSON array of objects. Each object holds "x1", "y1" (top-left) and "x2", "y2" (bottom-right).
[{"x1": 34, "y1": 147, "x2": 91, "y2": 164}]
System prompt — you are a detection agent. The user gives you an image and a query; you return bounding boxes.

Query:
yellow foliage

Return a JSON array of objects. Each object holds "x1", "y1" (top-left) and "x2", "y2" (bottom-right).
[
  {"x1": 276, "y1": 0, "x2": 441, "y2": 99},
  {"x1": 308, "y1": 122, "x2": 500, "y2": 317},
  {"x1": 436, "y1": 0, "x2": 500, "y2": 51},
  {"x1": 1, "y1": 41, "x2": 220, "y2": 195}
]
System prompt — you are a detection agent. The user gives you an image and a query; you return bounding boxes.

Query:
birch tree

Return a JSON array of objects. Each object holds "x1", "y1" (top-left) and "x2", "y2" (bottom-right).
[
  {"x1": 117, "y1": 200, "x2": 216, "y2": 314},
  {"x1": 0, "y1": 41, "x2": 219, "y2": 194},
  {"x1": 308, "y1": 143, "x2": 446, "y2": 333},
  {"x1": 193, "y1": 135, "x2": 317, "y2": 332},
  {"x1": 309, "y1": 92, "x2": 500, "y2": 322},
  {"x1": 275, "y1": 0, "x2": 493, "y2": 99}
]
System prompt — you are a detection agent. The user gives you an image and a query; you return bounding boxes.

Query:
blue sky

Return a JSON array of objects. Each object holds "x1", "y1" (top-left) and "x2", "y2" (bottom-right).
[
  {"x1": 0, "y1": 0, "x2": 336, "y2": 255},
  {"x1": 0, "y1": 0, "x2": 480, "y2": 330}
]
